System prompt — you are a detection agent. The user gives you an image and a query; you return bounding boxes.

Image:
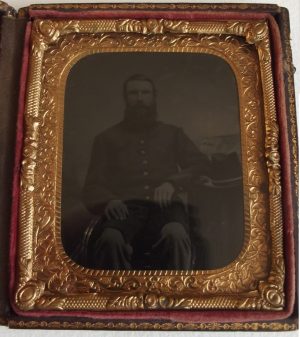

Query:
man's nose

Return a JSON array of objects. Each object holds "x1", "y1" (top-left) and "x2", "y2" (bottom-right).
[{"x1": 137, "y1": 91, "x2": 143, "y2": 101}]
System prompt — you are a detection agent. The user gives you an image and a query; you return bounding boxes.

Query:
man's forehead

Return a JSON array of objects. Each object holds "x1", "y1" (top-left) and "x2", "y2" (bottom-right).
[{"x1": 126, "y1": 80, "x2": 153, "y2": 91}]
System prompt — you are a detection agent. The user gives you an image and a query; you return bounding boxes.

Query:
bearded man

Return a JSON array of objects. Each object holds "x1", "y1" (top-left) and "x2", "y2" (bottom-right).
[{"x1": 83, "y1": 74, "x2": 209, "y2": 270}]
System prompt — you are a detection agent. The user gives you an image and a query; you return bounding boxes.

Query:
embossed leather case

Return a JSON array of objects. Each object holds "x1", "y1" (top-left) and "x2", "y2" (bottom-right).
[{"x1": 0, "y1": 2, "x2": 297, "y2": 331}]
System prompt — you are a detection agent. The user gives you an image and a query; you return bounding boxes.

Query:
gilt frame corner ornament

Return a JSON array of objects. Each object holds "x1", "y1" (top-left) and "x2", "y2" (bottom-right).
[{"x1": 12, "y1": 12, "x2": 290, "y2": 322}]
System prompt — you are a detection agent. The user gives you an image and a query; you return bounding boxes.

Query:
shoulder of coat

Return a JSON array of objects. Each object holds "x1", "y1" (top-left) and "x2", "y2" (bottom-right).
[
  {"x1": 94, "y1": 122, "x2": 123, "y2": 141},
  {"x1": 157, "y1": 121, "x2": 181, "y2": 133}
]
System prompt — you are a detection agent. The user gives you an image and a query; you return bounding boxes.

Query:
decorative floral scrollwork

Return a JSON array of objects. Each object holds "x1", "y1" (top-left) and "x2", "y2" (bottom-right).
[
  {"x1": 144, "y1": 294, "x2": 192, "y2": 309},
  {"x1": 227, "y1": 21, "x2": 271, "y2": 61},
  {"x1": 35, "y1": 296, "x2": 66, "y2": 310},
  {"x1": 36, "y1": 20, "x2": 80, "y2": 44},
  {"x1": 15, "y1": 18, "x2": 284, "y2": 312},
  {"x1": 116, "y1": 19, "x2": 189, "y2": 34},
  {"x1": 16, "y1": 280, "x2": 45, "y2": 310},
  {"x1": 227, "y1": 21, "x2": 268, "y2": 44},
  {"x1": 258, "y1": 256, "x2": 285, "y2": 310},
  {"x1": 107, "y1": 295, "x2": 144, "y2": 310}
]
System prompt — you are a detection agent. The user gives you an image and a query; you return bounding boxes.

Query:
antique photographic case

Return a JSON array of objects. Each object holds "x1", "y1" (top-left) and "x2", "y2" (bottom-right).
[{"x1": 0, "y1": 2, "x2": 297, "y2": 331}]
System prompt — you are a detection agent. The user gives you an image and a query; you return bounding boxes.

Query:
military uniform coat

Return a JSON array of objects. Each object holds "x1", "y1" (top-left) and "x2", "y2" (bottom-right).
[{"x1": 83, "y1": 120, "x2": 209, "y2": 215}]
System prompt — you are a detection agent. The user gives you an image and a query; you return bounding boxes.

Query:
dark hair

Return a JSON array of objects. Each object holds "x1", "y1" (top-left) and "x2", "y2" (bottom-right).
[{"x1": 123, "y1": 74, "x2": 156, "y2": 97}]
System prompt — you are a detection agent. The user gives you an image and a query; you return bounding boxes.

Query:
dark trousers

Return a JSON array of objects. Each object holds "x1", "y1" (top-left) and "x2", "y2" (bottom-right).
[{"x1": 90, "y1": 200, "x2": 192, "y2": 270}]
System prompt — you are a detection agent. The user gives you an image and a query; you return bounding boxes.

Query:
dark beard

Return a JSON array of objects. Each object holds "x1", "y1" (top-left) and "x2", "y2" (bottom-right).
[{"x1": 123, "y1": 103, "x2": 157, "y2": 132}]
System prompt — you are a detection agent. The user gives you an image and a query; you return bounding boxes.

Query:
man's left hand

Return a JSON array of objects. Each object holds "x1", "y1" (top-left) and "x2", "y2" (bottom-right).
[{"x1": 154, "y1": 182, "x2": 175, "y2": 208}]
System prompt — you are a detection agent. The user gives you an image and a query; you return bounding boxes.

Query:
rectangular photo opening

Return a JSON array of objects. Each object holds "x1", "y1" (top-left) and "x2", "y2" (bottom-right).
[{"x1": 61, "y1": 52, "x2": 244, "y2": 271}]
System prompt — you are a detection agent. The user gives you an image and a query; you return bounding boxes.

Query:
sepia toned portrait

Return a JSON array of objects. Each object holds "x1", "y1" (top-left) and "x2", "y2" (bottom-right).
[{"x1": 61, "y1": 52, "x2": 244, "y2": 271}]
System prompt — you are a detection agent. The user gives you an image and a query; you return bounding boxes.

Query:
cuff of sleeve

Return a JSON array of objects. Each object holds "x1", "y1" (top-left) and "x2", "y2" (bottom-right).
[{"x1": 166, "y1": 179, "x2": 185, "y2": 194}]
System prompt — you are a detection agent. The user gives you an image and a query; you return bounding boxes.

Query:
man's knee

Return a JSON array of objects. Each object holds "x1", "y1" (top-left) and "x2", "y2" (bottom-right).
[
  {"x1": 97, "y1": 228, "x2": 126, "y2": 248},
  {"x1": 160, "y1": 222, "x2": 189, "y2": 242},
  {"x1": 156, "y1": 222, "x2": 192, "y2": 269},
  {"x1": 92, "y1": 227, "x2": 132, "y2": 269}
]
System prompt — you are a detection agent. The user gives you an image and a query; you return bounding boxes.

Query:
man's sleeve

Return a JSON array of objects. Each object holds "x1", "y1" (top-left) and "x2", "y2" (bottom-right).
[
  {"x1": 82, "y1": 135, "x2": 117, "y2": 214},
  {"x1": 167, "y1": 128, "x2": 210, "y2": 190}
]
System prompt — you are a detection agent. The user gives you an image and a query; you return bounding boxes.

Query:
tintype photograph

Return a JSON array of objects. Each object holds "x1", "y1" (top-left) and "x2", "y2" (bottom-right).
[
  {"x1": 61, "y1": 52, "x2": 244, "y2": 270},
  {"x1": 9, "y1": 5, "x2": 296, "y2": 325}
]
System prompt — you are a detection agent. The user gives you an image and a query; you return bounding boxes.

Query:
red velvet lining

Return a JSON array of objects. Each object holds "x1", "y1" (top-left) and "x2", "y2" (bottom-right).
[
  {"x1": 9, "y1": 9, "x2": 296, "y2": 323},
  {"x1": 29, "y1": 9, "x2": 276, "y2": 21},
  {"x1": 267, "y1": 14, "x2": 296, "y2": 320}
]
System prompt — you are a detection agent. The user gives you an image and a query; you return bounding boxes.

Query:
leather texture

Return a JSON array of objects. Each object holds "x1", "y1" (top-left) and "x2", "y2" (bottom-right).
[{"x1": 0, "y1": 15, "x2": 26, "y2": 325}]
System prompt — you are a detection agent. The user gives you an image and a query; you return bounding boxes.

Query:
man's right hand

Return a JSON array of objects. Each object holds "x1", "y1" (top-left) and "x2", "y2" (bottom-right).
[{"x1": 105, "y1": 200, "x2": 129, "y2": 220}]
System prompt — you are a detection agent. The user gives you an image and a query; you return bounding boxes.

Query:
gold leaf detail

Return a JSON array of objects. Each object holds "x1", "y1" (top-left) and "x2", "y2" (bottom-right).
[
  {"x1": 16, "y1": 280, "x2": 45, "y2": 310},
  {"x1": 15, "y1": 18, "x2": 284, "y2": 312},
  {"x1": 35, "y1": 296, "x2": 66, "y2": 310},
  {"x1": 144, "y1": 294, "x2": 192, "y2": 309},
  {"x1": 116, "y1": 19, "x2": 189, "y2": 34},
  {"x1": 107, "y1": 295, "x2": 144, "y2": 310}
]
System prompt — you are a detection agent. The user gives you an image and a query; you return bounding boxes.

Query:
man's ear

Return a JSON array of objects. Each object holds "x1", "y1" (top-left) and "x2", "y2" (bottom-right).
[
  {"x1": 152, "y1": 86, "x2": 157, "y2": 99},
  {"x1": 123, "y1": 91, "x2": 128, "y2": 104}
]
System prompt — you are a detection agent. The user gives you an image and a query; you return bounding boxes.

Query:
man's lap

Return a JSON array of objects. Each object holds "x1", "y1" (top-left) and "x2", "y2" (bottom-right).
[{"x1": 92, "y1": 199, "x2": 189, "y2": 244}]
